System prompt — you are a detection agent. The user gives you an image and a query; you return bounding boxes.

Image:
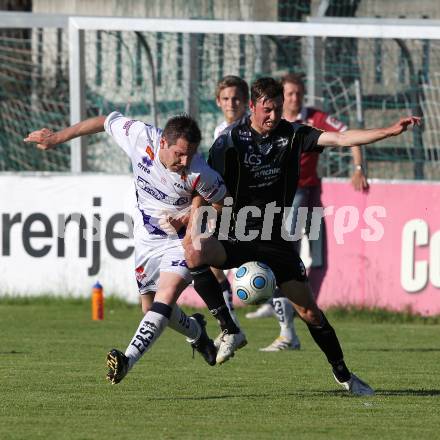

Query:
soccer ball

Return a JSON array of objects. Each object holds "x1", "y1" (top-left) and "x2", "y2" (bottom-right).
[{"x1": 232, "y1": 261, "x2": 276, "y2": 305}]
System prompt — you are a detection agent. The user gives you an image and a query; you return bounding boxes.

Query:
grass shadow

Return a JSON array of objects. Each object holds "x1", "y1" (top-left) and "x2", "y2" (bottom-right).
[{"x1": 358, "y1": 348, "x2": 440, "y2": 353}]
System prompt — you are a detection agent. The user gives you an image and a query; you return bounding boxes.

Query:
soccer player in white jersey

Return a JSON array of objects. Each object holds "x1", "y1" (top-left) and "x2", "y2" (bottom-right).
[
  {"x1": 25, "y1": 112, "x2": 246, "y2": 383},
  {"x1": 211, "y1": 75, "x2": 249, "y2": 345}
]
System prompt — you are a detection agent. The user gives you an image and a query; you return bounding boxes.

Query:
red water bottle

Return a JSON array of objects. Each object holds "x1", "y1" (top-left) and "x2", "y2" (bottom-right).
[{"x1": 92, "y1": 281, "x2": 104, "y2": 320}]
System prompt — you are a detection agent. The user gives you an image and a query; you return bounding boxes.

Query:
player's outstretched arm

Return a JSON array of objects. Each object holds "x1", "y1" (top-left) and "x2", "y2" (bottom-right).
[
  {"x1": 317, "y1": 116, "x2": 421, "y2": 148},
  {"x1": 24, "y1": 115, "x2": 107, "y2": 150}
]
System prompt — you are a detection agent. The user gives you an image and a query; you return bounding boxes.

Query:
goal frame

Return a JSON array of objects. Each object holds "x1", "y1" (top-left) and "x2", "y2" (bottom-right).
[{"x1": 2, "y1": 12, "x2": 440, "y2": 172}]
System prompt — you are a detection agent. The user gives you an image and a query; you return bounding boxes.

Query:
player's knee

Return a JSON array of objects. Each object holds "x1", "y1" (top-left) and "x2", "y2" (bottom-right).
[
  {"x1": 184, "y1": 245, "x2": 202, "y2": 268},
  {"x1": 184, "y1": 239, "x2": 211, "y2": 268},
  {"x1": 141, "y1": 293, "x2": 154, "y2": 314},
  {"x1": 298, "y1": 306, "x2": 322, "y2": 325}
]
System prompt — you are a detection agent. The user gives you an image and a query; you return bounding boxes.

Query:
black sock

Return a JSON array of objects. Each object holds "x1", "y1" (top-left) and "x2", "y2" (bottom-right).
[
  {"x1": 190, "y1": 266, "x2": 240, "y2": 334},
  {"x1": 219, "y1": 278, "x2": 234, "y2": 311},
  {"x1": 219, "y1": 278, "x2": 231, "y2": 292},
  {"x1": 307, "y1": 312, "x2": 351, "y2": 382}
]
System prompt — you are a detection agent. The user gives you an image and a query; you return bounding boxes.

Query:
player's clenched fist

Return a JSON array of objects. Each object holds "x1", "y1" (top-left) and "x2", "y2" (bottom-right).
[{"x1": 24, "y1": 128, "x2": 58, "y2": 150}]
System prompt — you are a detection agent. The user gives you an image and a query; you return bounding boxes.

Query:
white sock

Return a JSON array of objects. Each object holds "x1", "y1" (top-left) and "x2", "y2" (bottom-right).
[
  {"x1": 273, "y1": 296, "x2": 296, "y2": 341},
  {"x1": 124, "y1": 305, "x2": 170, "y2": 369},
  {"x1": 168, "y1": 305, "x2": 200, "y2": 341}
]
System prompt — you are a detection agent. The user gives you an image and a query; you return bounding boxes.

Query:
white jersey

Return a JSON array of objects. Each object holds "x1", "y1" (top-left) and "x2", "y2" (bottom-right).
[
  {"x1": 104, "y1": 111, "x2": 227, "y2": 292},
  {"x1": 214, "y1": 120, "x2": 229, "y2": 141},
  {"x1": 214, "y1": 113, "x2": 249, "y2": 140}
]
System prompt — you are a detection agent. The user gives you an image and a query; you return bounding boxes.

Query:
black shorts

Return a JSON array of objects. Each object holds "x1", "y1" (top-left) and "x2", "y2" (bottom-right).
[{"x1": 219, "y1": 237, "x2": 307, "y2": 284}]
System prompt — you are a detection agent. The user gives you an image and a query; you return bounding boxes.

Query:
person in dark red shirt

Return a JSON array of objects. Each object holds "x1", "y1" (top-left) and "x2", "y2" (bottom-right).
[{"x1": 252, "y1": 73, "x2": 369, "y2": 352}]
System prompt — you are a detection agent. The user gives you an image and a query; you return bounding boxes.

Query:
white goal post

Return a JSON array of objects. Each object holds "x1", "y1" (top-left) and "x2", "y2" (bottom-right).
[
  {"x1": 67, "y1": 16, "x2": 440, "y2": 172},
  {"x1": 2, "y1": 12, "x2": 440, "y2": 176}
]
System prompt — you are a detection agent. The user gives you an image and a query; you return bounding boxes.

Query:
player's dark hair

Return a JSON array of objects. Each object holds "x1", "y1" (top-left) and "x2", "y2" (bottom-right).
[
  {"x1": 162, "y1": 114, "x2": 201, "y2": 146},
  {"x1": 250, "y1": 77, "x2": 284, "y2": 105},
  {"x1": 281, "y1": 73, "x2": 305, "y2": 91},
  {"x1": 215, "y1": 75, "x2": 249, "y2": 101}
]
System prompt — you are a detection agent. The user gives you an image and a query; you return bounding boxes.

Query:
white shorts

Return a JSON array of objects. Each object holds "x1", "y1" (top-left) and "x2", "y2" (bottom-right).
[{"x1": 134, "y1": 245, "x2": 192, "y2": 295}]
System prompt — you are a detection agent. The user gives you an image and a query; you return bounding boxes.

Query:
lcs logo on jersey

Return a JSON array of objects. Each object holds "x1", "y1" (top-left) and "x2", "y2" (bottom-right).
[{"x1": 244, "y1": 153, "x2": 262, "y2": 166}]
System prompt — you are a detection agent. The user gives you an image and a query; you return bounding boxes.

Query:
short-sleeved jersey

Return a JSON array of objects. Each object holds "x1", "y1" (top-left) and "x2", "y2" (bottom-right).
[
  {"x1": 104, "y1": 111, "x2": 226, "y2": 244},
  {"x1": 209, "y1": 115, "x2": 322, "y2": 237},
  {"x1": 296, "y1": 107, "x2": 347, "y2": 187}
]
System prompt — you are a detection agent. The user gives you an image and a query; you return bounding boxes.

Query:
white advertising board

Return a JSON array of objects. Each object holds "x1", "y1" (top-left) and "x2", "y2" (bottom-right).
[{"x1": 0, "y1": 174, "x2": 139, "y2": 302}]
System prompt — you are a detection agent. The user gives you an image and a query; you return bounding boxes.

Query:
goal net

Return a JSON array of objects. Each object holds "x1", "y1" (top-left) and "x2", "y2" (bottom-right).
[{"x1": 1, "y1": 14, "x2": 439, "y2": 180}]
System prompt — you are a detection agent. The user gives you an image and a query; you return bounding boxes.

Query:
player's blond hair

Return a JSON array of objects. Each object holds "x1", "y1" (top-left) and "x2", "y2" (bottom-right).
[
  {"x1": 281, "y1": 73, "x2": 305, "y2": 92},
  {"x1": 215, "y1": 75, "x2": 249, "y2": 101}
]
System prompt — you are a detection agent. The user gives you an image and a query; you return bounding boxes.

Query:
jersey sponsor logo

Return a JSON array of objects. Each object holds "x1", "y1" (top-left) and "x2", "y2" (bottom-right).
[
  {"x1": 173, "y1": 182, "x2": 184, "y2": 190},
  {"x1": 135, "y1": 266, "x2": 156, "y2": 288},
  {"x1": 137, "y1": 162, "x2": 151, "y2": 174},
  {"x1": 254, "y1": 167, "x2": 281, "y2": 178},
  {"x1": 244, "y1": 152, "x2": 263, "y2": 166},
  {"x1": 137, "y1": 176, "x2": 189, "y2": 206},
  {"x1": 123, "y1": 119, "x2": 136, "y2": 136},
  {"x1": 135, "y1": 265, "x2": 144, "y2": 281},
  {"x1": 145, "y1": 145, "x2": 155, "y2": 160},
  {"x1": 238, "y1": 128, "x2": 252, "y2": 141},
  {"x1": 238, "y1": 128, "x2": 251, "y2": 137},
  {"x1": 325, "y1": 115, "x2": 345, "y2": 130},
  {"x1": 239, "y1": 135, "x2": 252, "y2": 141},
  {"x1": 142, "y1": 145, "x2": 155, "y2": 167}
]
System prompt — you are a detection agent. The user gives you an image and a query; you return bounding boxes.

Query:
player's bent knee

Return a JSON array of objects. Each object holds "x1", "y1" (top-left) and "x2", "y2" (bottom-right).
[
  {"x1": 184, "y1": 246, "x2": 203, "y2": 268},
  {"x1": 141, "y1": 292, "x2": 155, "y2": 314},
  {"x1": 298, "y1": 307, "x2": 323, "y2": 325}
]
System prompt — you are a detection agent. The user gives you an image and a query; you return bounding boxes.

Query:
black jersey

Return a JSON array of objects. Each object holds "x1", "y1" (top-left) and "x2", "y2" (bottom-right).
[{"x1": 208, "y1": 116, "x2": 323, "y2": 238}]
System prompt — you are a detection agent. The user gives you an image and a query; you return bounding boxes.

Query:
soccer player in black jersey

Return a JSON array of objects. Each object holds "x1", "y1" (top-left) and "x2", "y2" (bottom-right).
[{"x1": 184, "y1": 77, "x2": 419, "y2": 395}]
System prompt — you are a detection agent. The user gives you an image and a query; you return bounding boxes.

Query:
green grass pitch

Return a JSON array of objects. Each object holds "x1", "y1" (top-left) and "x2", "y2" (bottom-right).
[{"x1": 1, "y1": 297, "x2": 439, "y2": 440}]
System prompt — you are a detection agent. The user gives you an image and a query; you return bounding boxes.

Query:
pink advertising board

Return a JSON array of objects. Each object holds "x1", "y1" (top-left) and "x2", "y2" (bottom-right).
[
  {"x1": 178, "y1": 179, "x2": 440, "y2": 316},
  {"x1": 317, "y1": 179, "x2": 440, "y2": 316}
]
